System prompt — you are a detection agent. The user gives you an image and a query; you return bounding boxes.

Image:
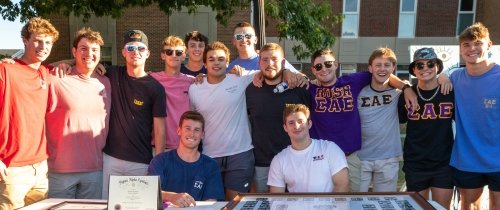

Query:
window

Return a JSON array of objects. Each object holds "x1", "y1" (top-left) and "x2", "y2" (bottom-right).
[
  {"x1": 456, "y1": 0, "x2": 475, "y2": 35},
  {"x1": 398, "y1": 0, "x2": 417, "y2": 38},
  {"x1": 396, "y1": 64, "x2": 411, "y2": 82},
  {"x1": 339, "y1": 63, "x2": 357, "y2": 76},
  {"x1": 342, "y1": 0, "x2": 360, "y2": 38}
]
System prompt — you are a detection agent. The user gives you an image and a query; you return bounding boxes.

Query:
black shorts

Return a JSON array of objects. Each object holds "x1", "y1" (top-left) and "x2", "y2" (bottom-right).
[
  {"x1": 214, "y1": 149, "x2": 255, "y2": 193},
  {"x1": 404, "y1": 165, "x2": 454, "y2": 192},
  {"x1": 453, "y1": 167, "x2": 500, "y2": 191}
]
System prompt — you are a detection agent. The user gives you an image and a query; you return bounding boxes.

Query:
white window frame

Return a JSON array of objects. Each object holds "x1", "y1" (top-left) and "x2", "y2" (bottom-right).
[
  {"x1": 341, "y1": 0, "x2": 360, "y2": 38},
  {"x1": 456, "y1": 0, "x2": 476, "y2": 35},
  {"x1": 398, "y1": 0, "x2": 417, "y2": 38}
]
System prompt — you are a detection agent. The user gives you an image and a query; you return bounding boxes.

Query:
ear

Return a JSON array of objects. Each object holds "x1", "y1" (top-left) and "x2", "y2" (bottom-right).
[
  {"x1": 368, "y1": 65, "x2": 373, "y2": 73},
  {"x1": 72, "y1": 47, "x2": 77, "y2": 58},
  {"x1": 121, "y1": 48, "x2": 127, "y2": 58},
  {"x1": 22, "y1": 37, "x2": 28, "y2": 46},
  {"x1": 307, "y1": 119, "x2": 312, "y2": 129},
  {"x1": 160, "y1": 52, "x2": 166, "y2": 61},
  {"x1": 283, "y1": 123, "x2": 288, "y2": 133},
  {"x1": 177, "y1": 127, "x2": 181, "y2": 136},
  {"x1": 281, "y1": 58, "x2": 286, "y2": 67}
]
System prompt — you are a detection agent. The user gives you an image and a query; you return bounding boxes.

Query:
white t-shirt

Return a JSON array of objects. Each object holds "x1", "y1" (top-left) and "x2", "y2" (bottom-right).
[
  {"x1": 268, "y1": 139, "x2": 348, "y2": 192},
  {"x1": 189, "y1": 73, "x2": 255, "y2": 158}
]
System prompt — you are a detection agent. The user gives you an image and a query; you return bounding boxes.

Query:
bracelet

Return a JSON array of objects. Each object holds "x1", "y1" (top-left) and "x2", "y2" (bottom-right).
[{"x1": 402, "y1": 84, "x2": 411, "y2": 92}]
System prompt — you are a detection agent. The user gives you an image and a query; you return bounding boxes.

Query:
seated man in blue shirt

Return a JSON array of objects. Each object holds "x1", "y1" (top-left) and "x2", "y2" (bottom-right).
[{"x1": 148, "y1": 111, "x2": 224, "y2": 207}]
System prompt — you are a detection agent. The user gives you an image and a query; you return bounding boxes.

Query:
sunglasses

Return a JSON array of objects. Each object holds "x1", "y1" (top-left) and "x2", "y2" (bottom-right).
[
  {"x1": 234, "y1": 33, "x2": 254, "y2": 41},
  {"x1": 163, "y1": 49, "x2": 184, "y2": 56},
  {"x1": 313, "y1": 61, "x2": 335, "y2": 71},
  {"x1": 125, "y1": 45, "x2": 147, "y2": 52},
  {"x1": 415, "y1": 60, "x2": 437, "y2": 70}
]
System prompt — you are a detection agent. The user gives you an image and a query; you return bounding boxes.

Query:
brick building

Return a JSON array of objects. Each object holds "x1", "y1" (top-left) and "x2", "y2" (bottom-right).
[{"x1": 44, "y1": 0, "x2": 500, "y2": 78}]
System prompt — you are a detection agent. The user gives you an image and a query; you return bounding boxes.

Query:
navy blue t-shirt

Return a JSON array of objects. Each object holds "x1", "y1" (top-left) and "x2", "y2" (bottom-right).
[
  {"x1": 180, "y1": 64, "x2": 207, "y2": 77},
  {"x1": 148, "y1": 150, "x2": 224, "y2": 201}
]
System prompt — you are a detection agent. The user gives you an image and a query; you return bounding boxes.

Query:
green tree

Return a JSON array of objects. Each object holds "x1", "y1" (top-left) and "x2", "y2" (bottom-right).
[{"x1": 0, "y1": 0, "x2": 341, "y2": 60}]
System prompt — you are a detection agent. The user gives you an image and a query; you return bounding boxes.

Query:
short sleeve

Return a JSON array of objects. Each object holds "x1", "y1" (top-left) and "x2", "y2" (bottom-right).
[
  {"x1": 201, "y1": 158, "x2": 225, "y2": 201},
  {"x1": 326, "y1": 142, "x2": 348, "y2": 176},
  {"x1": 147, "y1": 154, "x2": 166, "y2": 176},
  {"x1": 152, "y1": 83, "x2": 167, "y2": 117},
  {"x1": 267, "y1": 155, "x2": 286, "y2": 188},
  {"x1": 397, "y1": 92, "x2": 409, "y2": 123}
]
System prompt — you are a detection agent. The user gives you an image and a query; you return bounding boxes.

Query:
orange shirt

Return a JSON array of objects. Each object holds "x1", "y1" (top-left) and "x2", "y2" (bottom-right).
[{"x1": 0, "y1": 60, "x2": 51, "y2": 167}]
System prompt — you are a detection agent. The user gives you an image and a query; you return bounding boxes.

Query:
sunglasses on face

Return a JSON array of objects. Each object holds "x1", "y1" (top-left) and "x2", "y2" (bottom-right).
[
  {"x1": 234, "y1": 33, "x2": 254, "y2": 41},
  {"x1": 415, "y1": 60, "x2": 437, "y2": 70},
  {"x1": 163, "y1": 49, "x2": 184, "y2": 56},
  {"x1": 125, "y1": 45, "x2": 147, "y2": 52},
  {"x1": 313, "y1": 61, "x2": 335, "y2": 71}
]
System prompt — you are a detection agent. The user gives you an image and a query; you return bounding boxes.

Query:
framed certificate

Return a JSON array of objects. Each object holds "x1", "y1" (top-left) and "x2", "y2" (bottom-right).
[
  {"x1": 47, "y1": 200, "x2": 108, "y2": 210},
  {"x1": 223, "y1": 192, "x2": 436, "y2": 210},
  {"x1": 107, "y1": 176, "x2": 162, "y2": 210}
]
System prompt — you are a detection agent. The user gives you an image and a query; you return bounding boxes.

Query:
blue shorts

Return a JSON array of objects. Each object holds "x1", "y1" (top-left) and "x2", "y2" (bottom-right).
[
  {"x1": 214, "y1": 149, "x2": 255, "y2": 192},
  {"x1": 452, "y1": 167, "x2": 500, "y2": 191}
]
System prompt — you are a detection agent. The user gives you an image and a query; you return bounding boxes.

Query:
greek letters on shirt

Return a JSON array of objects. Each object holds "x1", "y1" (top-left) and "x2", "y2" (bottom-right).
[
  {"x1": 360, "y1": 94, "x2": 393, "y2": 107},
  {"x1": 313, "y1": 154, "x2": 324, "y2": 161},
  {"x1": 314, "y1": 85, "x2": 354, "y2": 112},
  {"x1": 407, "y1": 102, "x2": 453, "y2": 120}
]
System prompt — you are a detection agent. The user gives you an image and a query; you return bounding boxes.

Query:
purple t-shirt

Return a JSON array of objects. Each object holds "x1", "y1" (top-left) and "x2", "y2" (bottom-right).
[{"x1": 308, "y1": 71, "x2": 371, "y2": 153}]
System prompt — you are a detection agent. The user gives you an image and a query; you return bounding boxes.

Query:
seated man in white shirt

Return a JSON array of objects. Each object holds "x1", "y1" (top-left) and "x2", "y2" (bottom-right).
[{"x1": 267, "y1": 104, "x2": 349, "y2": 193}]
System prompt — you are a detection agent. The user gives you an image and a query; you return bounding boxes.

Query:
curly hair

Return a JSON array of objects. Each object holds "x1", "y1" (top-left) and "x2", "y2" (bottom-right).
[{"x1": 21, "y1": 17, "x2": 59, "y2": 42}]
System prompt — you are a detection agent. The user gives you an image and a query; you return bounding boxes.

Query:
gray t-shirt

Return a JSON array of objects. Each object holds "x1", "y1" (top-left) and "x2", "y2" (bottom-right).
[{"x1": 357, "y1": 85, "x2": 402, "y2": 160}]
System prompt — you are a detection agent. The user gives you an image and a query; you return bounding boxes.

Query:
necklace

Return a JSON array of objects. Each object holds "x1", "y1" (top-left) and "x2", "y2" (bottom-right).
[{"x1": 417, "y1": 86, "x2": 440, "y2": 102}]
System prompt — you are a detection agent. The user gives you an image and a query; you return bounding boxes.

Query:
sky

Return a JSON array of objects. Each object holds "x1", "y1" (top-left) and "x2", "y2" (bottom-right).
[
  {"x1": 0, "y1": 17, "x2": 24, "y2": 49},
  {"x1": 0, "y1": 0, "x2": 24, "y2": 49}
]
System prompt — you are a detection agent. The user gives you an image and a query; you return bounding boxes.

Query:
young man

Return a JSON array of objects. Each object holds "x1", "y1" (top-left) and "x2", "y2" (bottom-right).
[
  {"x1": 150, "y1": 35, "x2": 194, "y2": 150},
  {"x1": 189, "y1": 41, "x2": 257, "y2": 200},
  {"x1": 398, "y1": 47, "x2": 454, "y2": 209},
  {"x1": 45, "y1": 28, "x2": 111, "y2": 199},
  {"x1": 245, "y1": 43, "x2": 311, "y2": 193},
  {"x1": 180, "y1": 31, "x2": 208, "y2": 77},
  {"x1": 449, "y1": 22, "x2": 500, "y2": 210},
  {"x1": 227, "y1": 22, "x2": 297, "y2": 72},
  {"x1": 0, "y1": 17, "x2": 59, "y2": 209},
  {"x1": 101, "y1": 30, "x2": 167, "y2": 198},
  {"x1": 148, "y1": 111, "x2": 224, "y2": 207},
  {"x1": 308, "y1": 48, "x2": 418, "y2": 192},
  {"x1": 357, "y1": 47, "x2": 402, "y2": 192},
  {"x1": 268, "y1": 104, "x2": 348, "y2": 193}
]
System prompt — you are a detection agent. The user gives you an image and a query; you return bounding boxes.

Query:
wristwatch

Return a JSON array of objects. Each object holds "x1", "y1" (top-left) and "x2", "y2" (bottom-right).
[{"x1": 402, "y1": 84, "x2": 411, "y2": 92}]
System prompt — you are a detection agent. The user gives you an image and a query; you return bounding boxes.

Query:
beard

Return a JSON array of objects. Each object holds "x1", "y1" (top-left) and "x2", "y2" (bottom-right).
[{"x1": 263, "y1": 67, "x2": 284, "y2": 81}]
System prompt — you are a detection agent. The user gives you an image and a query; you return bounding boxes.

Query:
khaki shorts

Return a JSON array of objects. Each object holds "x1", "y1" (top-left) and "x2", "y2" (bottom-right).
[{"x1": 0, "y1": 160, "x2": 48, "y2": 209}]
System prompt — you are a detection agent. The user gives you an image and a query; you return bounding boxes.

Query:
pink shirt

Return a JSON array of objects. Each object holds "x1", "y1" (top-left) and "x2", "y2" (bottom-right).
[
  {"x1": 150, "y1": 72, "x2": 194, "y2": 149},
  {"x1": 46, "y1": 69, "x2": 111, "y2": 173}
]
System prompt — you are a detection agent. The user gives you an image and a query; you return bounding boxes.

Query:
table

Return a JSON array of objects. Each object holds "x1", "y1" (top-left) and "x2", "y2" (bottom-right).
[
  {"x1": 21, "y1": 198, "x2": 228, "y2": 210},
  {"x1": 21, "y1": 197, "x2": 444, "y2": 210}
]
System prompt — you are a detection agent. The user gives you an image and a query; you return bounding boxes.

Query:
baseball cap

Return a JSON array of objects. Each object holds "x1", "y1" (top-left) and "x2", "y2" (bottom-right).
[
  {"x1": 124, "y1": 30, "x2": 148, "y2": 47},
  {"x1": 408, "y1": 47, "x2": 443, "y2": 76}
]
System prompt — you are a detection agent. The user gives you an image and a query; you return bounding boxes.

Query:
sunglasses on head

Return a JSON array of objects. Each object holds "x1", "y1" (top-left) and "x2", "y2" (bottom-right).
[
  {"x1": 415, "y1": 60, "x2": 437, "y2": 70},
  {"x1": 313, "y1": 61, "x2": 335, "y2": 71},
  {"x1": 163, "y1": 49, "x2": 184, "y2": 56},
  {"x1": 234, "y1": 33, "x2": 254, "y2": 41},
  {"x1": 125, "y1": 45, "x2": 147, "y2": 52}
]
